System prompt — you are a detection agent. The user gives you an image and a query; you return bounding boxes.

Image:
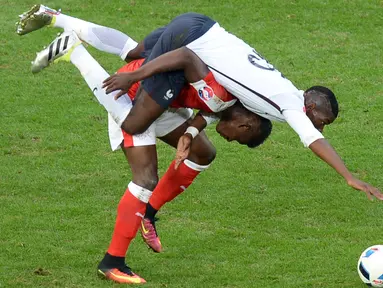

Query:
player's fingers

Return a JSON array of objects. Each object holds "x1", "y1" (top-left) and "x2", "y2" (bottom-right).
[
  {"x1": 372, "y1": 189, "x2": 383, "y2": 200},
  {"x1": 105, "y1": 84, "x2": 114, "y2": 94},
  {"x1": 102, "y1": 79, "x2": 113, "y2": 88},
  {"x1": 179, "y1": 154, "x2": 187, "y2": 165},
  {"x1": 364, "y1": 186, "x2": 374, "y2": 201},
  {"x1": 103, "y1": 75, "x2": 114, "y2": 84},
  {"x1": 106, "y1": 85, "x2": 119, "y2": 95},
  {"x1": 174, "y1": 157, "x2": 182, "y2": 170},
  {"x1": 114, "y1": 90, "x2": 126, "y2": 100}
]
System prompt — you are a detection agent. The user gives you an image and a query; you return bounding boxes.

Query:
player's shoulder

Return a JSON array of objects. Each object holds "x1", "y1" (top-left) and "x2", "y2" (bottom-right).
[{"x1": 270, "y1": 90, "x2": 304, "y2": 111}]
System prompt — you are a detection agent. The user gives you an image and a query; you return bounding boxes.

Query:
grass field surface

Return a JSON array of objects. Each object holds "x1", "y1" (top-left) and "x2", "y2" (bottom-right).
[{"x1": 1, "y1": 0, "x2": 382, "y2": 287}]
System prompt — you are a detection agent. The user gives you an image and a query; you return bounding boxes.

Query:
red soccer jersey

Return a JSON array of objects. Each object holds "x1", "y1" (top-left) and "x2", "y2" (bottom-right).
[{"x1": 117, "y1": 59, "x2": 236, "y2": 113}]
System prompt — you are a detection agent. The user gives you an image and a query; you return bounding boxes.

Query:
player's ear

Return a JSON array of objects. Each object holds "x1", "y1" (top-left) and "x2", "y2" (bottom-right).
[
  {"x1": 306, "y1": 103, "x2": 316, "y2": 112},
  {"x1": 237, "y1": 115, "x2": 251, "y2": 129},
  {"x1": 238, "y1": 123, "x2": 251, "y2": 131}
]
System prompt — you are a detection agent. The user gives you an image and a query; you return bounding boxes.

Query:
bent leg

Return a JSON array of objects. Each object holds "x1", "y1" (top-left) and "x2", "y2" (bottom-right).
[
  {"x1": 140, "y1": 118, "x2": 216, "y2": 252},
  {"x1": 68, "y1": 43, "x2": 133, "y2": 128},
  {"x1": 51, "y1": 11, "x2": 137, "y2": 60},
  {"x1": 148, "y1": 120, "x2": 216, "y2": 212}
]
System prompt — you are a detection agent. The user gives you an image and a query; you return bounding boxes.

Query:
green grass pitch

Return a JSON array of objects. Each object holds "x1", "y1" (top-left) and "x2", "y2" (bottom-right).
[{"x1": 1, "y1": 0, "x2": 382, "y2": 287}]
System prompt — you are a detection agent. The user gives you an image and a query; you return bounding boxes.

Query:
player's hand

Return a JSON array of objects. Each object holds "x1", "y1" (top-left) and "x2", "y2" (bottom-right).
[
  {"x1": 103, "y1": 72, "x2": 138, "y2": 99},
  {"x1": 347, "y1": 177, "x2": 383, "y2": 200},
  {"x1": 175, "y1": 134, "x2": 193, "y2": 169}
]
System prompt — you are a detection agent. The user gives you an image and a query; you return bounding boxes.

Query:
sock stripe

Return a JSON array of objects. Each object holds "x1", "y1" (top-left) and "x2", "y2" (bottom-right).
[
  {"x1": 63, "y1": 35, "x2": 69, "y2": 50},
  {"x1": 48, "y1": 44, "x2": 53, "y2": 61},
  {"x1": 184, "y1": 159, "x2": 210, "y2": 171},
  {"x1": 55, "y1": 38, "x2": 62, "y2": 56}
]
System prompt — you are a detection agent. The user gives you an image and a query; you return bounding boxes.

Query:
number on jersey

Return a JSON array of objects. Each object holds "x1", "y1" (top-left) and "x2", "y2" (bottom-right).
[{"x1": 248, "y1": 49, "x2": 275, "y2": 71}]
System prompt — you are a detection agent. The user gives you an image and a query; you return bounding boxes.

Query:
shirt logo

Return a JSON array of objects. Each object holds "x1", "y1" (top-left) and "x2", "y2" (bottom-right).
[
  {"x1": 198, "y1": 86, "x2": 214, "y2": 101},
  {"x1": 164, "y1": 89, "x2": 174, "y2": 100}
]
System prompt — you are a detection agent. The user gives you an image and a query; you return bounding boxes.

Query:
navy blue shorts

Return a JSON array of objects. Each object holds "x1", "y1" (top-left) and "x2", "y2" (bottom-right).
[{"x1": 140, "y1": 13, "x2": 215, "y2": 109}]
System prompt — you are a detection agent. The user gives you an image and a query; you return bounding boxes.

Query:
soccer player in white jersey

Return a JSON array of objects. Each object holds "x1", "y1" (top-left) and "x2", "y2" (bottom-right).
[{"x1": 96, "y1": 12, "x2": 381, "y2": 201}]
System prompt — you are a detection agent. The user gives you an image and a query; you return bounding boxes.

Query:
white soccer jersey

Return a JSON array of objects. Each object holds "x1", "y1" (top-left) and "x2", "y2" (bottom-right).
[{"x1": 186, "y1": 23, "x2": 324, "y2": 147}]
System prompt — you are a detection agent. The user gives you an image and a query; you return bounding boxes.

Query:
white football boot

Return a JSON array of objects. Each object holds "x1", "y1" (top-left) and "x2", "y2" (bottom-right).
[
  {"x1": 31, "y1": 31, "x2": 81, "y2": 73},
  {"x1": 16, "y1": 4, "x2": 60, "y2": 35}
]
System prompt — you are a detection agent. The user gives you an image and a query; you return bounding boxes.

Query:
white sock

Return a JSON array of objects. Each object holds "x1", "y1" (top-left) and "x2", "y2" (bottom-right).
[
  {"x1": 53, "y1": 13, "x2": 137, "y2": 60},
  {"x1": 184, "y1": 159, "x2": 210, "y2": 171},
  {"x1": 128, "y1": 182, "x2": 153, "y2": 203},
  {"x1": 70, "y1": 44, "x2": 132, "y2": 126}
]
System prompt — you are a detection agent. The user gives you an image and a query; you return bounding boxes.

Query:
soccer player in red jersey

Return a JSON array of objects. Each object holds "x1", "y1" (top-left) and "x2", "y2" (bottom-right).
[{"x1": 17, "y1": 6, "x2": 272, "y2": 283}]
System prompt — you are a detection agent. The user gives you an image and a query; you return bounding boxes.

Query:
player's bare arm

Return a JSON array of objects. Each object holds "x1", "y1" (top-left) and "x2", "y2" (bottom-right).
[
  {"x1": 103, "y1": 47, "x2": 204, "y2": 98},
  {"x1": 175, "y1": 112, "x2": 210, "y2": 169},
  {"x1": 309, "y1": 139, "x2": 383, "y2": 200}
]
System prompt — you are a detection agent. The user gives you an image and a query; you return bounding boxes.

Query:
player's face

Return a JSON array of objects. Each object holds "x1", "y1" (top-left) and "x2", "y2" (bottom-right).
[
  {"x1": 306, "y1": 107, "x2": 335, "y2": 132},
  {"x1": 215, "y1": 118, "x2": 254, "y2": 145}
]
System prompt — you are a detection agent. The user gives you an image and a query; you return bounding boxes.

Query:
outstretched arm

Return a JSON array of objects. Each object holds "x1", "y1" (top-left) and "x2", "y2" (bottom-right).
[
  {"x1": 283, "y1": 109, "x2": 383, "y2": 200},
  {"x1": 128, "y1": 47, "x2": 207, "y2": 81},
  {"x1": 309, "y1": 139, "x2": 383, "y2": 199},
  {"x1": 103, "y1": 47, "x2": 208, "y2": 98}
]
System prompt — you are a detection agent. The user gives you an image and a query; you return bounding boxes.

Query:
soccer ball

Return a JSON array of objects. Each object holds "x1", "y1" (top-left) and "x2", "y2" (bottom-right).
[{"x1": 358, "y1": 245, "x2": 383, "y2": 287}]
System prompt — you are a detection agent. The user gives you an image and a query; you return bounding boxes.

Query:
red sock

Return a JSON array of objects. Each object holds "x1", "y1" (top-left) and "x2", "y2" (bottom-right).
[
  {"x1": 107, "y1": 185, "x2": 149, "y2": 257},
  {"x1": 149, "y1": 160, "x2": 207, "y2": 211}
]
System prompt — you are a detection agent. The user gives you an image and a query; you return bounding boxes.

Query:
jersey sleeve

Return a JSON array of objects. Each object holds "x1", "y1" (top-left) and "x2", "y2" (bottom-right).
[
  {"x1": 282, "y1": 109, "x2": 324, "y2": 147},
  {"x1": 190, "y1": 72, "x2": 237, "y2": 112}
]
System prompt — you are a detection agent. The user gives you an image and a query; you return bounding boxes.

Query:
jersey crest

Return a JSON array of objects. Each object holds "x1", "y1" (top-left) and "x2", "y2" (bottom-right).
[{"x1": 198, "y1": 86, "x2": 214, "y2": 101}]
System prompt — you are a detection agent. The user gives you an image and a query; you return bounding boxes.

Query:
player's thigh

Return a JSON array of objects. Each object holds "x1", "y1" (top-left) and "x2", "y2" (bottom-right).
[
  {"x1": 121, "y1": 129, "x2": 159, "y2": 191},
  {"x1": 145, "y1": 13, "x2": 215, "y2": 58},
  {"x1": 142, "y1": 26, "x2": 167, "y2": 56},
  {"x1": 141, "y1": 70, "x2": 186, "y2": 110},
  {"x1": 157, "y1": 110, "x2": 216, "y2": 165},
  {"x1": 141, "y1": 13, "x2": 216, "y2": 108}
]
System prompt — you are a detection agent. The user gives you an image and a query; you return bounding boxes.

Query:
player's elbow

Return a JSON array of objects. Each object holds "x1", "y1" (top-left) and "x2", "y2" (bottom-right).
[{"x1": 179, "y1": 47, "x2": 195, "y2": 67}]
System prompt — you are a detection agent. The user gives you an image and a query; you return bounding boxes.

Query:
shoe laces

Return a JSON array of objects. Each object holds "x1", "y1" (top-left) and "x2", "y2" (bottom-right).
[{"x1": 144, "y1": 218, "x2": 159, "y2": 237}]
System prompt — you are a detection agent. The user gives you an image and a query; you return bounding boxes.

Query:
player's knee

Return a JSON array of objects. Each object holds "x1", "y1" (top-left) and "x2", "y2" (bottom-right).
[
  {"x1": 121, "y1": 120, "x2": 140, "y2": 136},
  {"x1": 204, "y1": 144, "x2": 216, "y2": 164},
  {"x1": 133, "y1": 173, "x2": 158, "y2": 191},
  {"x1": 189, "y1": 141, "x2": 216, "y2": 165},
  {"x1": 121, "y1": 120, "x2": 133, "y2": 135},
  {"x1": 121, "y1": 115, "x2": 150, "y2": 136},
  {"x1": 143, "y1": 177, "x2": 158, "y2": 191}
]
